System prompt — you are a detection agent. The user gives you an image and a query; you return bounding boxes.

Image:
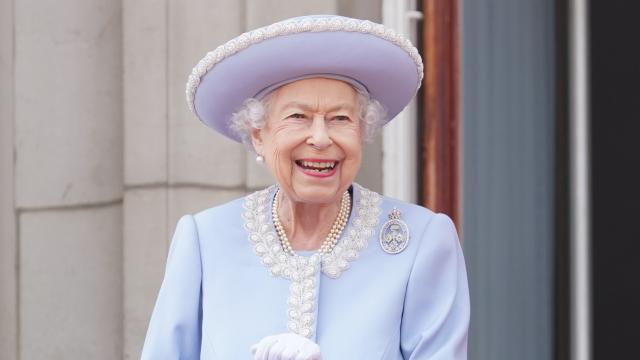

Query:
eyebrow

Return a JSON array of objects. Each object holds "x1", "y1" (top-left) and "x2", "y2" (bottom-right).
[{"x1": 279, "y1": 101, "x2": 356, "y2": 113}]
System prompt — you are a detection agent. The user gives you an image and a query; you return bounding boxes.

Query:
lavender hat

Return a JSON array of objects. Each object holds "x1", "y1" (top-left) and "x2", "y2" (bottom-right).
[{"x1": 186, "y1": 15, "x2": 424, "y2": 143}]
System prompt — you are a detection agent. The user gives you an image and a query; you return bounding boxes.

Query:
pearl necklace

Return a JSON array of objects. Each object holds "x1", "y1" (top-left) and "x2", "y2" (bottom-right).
[{"x1": 272, "y1": 189, "x2": 351, "y2": 256}]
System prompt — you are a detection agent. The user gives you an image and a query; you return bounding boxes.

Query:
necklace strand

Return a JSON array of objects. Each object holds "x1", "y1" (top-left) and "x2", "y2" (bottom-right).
[{"x1": 272, "y1": 189, "x2": 351, "y2": 256}]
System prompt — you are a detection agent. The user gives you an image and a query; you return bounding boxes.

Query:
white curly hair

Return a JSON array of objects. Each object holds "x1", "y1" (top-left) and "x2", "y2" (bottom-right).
[{"x1": 229, "y1": 86, "x2": 387, "y2": 148}]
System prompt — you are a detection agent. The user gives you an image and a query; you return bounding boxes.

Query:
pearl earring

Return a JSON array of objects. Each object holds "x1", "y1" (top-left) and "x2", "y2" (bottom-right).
[{"x1": 256, "y1": 155, "x2": 264, "y2": 164}]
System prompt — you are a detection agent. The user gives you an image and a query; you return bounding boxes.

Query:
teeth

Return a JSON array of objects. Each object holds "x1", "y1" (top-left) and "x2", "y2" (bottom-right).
[{"x1": 300, "y1": 160, "x2": 335, "y2": 169}]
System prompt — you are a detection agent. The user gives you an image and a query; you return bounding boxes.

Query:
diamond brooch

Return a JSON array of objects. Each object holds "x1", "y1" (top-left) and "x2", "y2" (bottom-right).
[{"x1": 379, "y1": 207, "x2": 410, "y2": 254}]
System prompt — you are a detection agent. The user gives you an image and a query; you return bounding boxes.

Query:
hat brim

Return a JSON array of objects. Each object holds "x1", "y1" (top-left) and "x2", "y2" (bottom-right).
[{"x1": 192, "y1": 25, "x2": 421, "y2": 142}]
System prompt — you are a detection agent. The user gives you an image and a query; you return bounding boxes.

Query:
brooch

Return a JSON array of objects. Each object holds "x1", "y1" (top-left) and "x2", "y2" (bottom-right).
[{"x1": 379, "y1": 207, "x2": 410, "y2": 254}]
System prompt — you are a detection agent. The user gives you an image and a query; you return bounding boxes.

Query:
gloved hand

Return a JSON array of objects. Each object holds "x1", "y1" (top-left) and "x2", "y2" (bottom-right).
[{"x1": 251, "y1": 333, "x2": 322, "y2": 360}]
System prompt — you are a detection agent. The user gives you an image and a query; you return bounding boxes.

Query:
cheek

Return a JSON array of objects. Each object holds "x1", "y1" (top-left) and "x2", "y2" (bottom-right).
[
  {"x1": 262, "y1": 132, "x2": 301, "y2": 185},
  {"x1": 334, "y1": 132, "x2": 363, "y2": 174},
  {"x1": 264, "y1": 146, "x2": 293, "y2": 190},
  {"x1": 340, "y1": 149, "x2": 362, "y2": 186},
  {"x1": 265, "y1": 141, "x2": 291, "y2": 172},
  {"x1": 343, "y1": 146, "x2": 362, "y2": 170},
  {"x1": 262, "y1": 124, "x2": 297, "y2": 158}
]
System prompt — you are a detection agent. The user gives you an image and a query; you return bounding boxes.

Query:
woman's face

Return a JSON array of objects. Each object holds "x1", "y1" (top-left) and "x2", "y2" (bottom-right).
[{"x1": 251, "y1": 78, "x2": 362, "y2": 205}]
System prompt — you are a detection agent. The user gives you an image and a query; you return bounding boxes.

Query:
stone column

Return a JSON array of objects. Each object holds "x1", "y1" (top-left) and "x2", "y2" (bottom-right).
[
  {"x1": 13, "y1": 0, "x2": 123, "y2": 358},
  {"x1": 122, "y1": 1, "x2": 169, "y2": 357},
  {"x1": 0, "y1": 0, "x2": 17, "y2": 358},
  {"x1": 123, "y1": 0, "x2": 247, "y2": 357},
  {"x1": 166, "y1": 0, "x2": 247, "y2": 227}
]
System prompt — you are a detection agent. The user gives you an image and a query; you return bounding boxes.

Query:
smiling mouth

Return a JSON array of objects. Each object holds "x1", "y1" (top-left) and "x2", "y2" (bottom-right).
[{"x1": 295, "y1": 160, "x2": 338, "y2": 174}]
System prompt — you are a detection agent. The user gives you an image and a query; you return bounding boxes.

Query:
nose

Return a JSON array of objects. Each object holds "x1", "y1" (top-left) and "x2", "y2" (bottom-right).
[{"x1": 306, "y1": 115, "x2": 332, "y2": 149}]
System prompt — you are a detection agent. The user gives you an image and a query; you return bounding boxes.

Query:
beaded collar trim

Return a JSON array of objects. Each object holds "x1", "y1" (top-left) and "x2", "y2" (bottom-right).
[
  {"x1": 241, "y1": 183, "x2": 382, "y2": 337},
  {"x1": 185, "y1": 16, "x2": 423, "y2": 113}
]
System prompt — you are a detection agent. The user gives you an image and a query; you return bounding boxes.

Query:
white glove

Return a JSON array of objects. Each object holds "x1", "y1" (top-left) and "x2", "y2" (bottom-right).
[{"x1": 251, "y1": 333, "x2": 322, "y2": 360}]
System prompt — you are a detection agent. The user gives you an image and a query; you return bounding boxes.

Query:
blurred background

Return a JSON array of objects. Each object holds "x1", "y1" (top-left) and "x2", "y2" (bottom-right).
[{"x1": 1, "y1": 0, "x2": 638, "y2": 359}]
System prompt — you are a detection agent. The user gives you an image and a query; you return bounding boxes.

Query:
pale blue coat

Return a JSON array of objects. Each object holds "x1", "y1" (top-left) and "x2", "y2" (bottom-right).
[{"x1": 141, "y1": 184, "x2": 470, "y2": 359}]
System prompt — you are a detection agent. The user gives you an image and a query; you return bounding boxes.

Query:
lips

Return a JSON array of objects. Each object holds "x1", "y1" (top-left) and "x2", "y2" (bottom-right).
[{"x1": 295, "y1": 159, "x2": 339, "y2": 177}]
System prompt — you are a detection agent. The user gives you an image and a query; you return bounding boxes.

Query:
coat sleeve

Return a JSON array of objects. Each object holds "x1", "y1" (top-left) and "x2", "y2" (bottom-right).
[
  {"x1": 400, "y1": 213, "x2": 470, "y2": 359},
  {"x1": 141, "y1": 215, "x2": 203, "y2": 360}
]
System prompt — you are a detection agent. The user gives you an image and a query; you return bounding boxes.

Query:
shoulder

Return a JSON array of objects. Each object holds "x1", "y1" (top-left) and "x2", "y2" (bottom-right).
[
  {"x1": 379, "y1": 195, "x2": 435, "y2": 223},
  {"x1": 184, "y1": 187, "x2": 274, "y2": 245},
  {"x1": 371, "y1": 188, "x2": 459, "y2": 258},
  {"x1": 376, "y1": 191, "x2": 447, "y2": 236},
  {"x1": 192, "y1": 195, "x2": 247, "y2": 226},
  {"x1": 191, "y1": 186, "x2": 275, "y2": 224}
]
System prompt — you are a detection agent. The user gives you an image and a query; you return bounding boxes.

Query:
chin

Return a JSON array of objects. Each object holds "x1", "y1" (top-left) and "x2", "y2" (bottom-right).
[
  {"x1": 283, "y1": 163, "x2": 357, "y2": 205},
  {"x1": 291, "y1": 183, "x2": 346, "y2": 205}
]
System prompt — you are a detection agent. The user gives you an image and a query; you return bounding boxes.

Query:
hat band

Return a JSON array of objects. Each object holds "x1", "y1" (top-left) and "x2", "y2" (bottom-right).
[{"x1": 254, "y1": 73, "x2": 369, "y2": 99}]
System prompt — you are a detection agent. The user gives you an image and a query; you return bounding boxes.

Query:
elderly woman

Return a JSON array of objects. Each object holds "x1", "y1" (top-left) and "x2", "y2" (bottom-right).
[{"x1": 142, "y1": 15, "x2": 469, "y2": 360}]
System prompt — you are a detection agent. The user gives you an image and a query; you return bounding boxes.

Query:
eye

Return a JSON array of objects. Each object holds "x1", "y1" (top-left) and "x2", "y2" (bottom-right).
[
  {"x1": 287, "y1": 113, "x2": 306, "y2": 119},
  {"x1": 333, "y1": 115, "x2": 351, "y2": 121}
]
